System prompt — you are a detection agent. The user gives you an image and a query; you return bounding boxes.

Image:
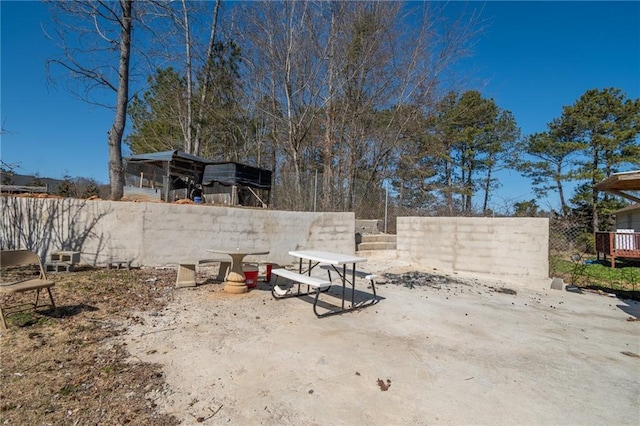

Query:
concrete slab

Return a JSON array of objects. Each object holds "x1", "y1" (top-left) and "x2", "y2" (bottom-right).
[{"x1": 122, "y1": 257, "x2": 640, "y2": 425}]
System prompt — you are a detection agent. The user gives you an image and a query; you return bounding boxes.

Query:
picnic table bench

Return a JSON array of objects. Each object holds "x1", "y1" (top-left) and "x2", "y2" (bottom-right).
[
  {"x1": 176, "y1": 256, "x2": 274, "y2": 288},
  {"x1": 319, "y1": 264, "x2": 378, "y2": 287},
  {"x1": 176, "y1": 258, "x2": 231, "y2": 287},
  {"x1": 271, "y1": 268, "x2": 332, "y2": 317},
  {"x1": 271, "y1": 250, "x2": 378, "y2": 317}
]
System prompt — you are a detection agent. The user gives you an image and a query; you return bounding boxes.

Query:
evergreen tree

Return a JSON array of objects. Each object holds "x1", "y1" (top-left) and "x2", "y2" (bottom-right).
[
  {"x1": 513, "y1": 199, "x2": 539, "y2": 217},
  {"x1": 1, "y1": 169, "x2": 14, "y2": 185},
  {"x1": 56, "y1": 174, "x2": 75, "y2": 198},
  {"x1": 563, "y1": 88, "x2": 640, "y2": 231},
  {"x1": 403, "y1": 90, "x2": 519, "y2": 214},
  {"x1": 80, "y1": 178, "x2": 101, "y2": 198},
  {"x1": 516, "y1": 118, "x2": 582, "y2": 216},
  {"x1": 126, "y1": 41, "x2": 244, "y2": 159},
  {"x1": 28, "y1": 173, "x2": 45, "y2": 187}
]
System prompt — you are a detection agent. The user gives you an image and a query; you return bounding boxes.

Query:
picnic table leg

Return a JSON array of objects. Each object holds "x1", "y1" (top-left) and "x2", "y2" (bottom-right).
[
  {"x1": 342, "y1": 264, "x2": 346, "y2": 310},
  {"x1": 224, "y1": 253, "x2": 249, "y2": 294},
  {"x1": 351, "y1": 263, "x2": 356, "y2": 308}
]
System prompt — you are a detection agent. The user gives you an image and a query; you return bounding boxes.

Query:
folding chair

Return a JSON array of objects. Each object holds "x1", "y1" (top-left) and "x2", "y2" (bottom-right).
[{"x1": 0, "y1": 250, "x2": 56, "y2": 329}]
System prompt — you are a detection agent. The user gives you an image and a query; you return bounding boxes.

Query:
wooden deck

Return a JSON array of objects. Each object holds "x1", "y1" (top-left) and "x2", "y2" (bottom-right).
[{"x1": 595, "y1": 231, "x2": 640, "y2": 267}]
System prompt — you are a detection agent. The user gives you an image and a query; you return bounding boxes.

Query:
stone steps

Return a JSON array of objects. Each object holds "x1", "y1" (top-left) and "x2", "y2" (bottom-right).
[
  {"x1": 355, "y1": 249, "x2": 398, "y2": 258},
  {"x1": 357, "y1": 233, "x2": 396, "y2": 251}
]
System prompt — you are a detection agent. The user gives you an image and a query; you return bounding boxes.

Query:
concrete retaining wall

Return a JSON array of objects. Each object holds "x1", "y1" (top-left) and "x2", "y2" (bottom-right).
[
  {"x1": 1, "y1": 197, "x2": 549, "y2": 282},
  {"x1": 0, "y1": 197, "x2": 355, "y2": 267},
  {"x1": 397, "y1": 217, "x2": 549, "y2": 282}
]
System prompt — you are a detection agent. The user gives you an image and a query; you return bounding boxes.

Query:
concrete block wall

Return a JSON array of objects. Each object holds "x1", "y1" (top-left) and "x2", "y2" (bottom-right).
[
  {"x1": 0, "y1": 196, "x2": 355, "y2": 267},
  {"x1": 397, "y1": 217, "x2": 549, "y2": 282},
  {"x1": 1, "y1": 197, "x2": 550, "y2": 282}
]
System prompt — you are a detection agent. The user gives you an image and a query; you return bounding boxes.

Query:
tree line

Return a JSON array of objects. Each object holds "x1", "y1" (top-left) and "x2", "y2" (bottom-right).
[{"x1": 44, "y1": 1, "x2": 639, "y2": 228}]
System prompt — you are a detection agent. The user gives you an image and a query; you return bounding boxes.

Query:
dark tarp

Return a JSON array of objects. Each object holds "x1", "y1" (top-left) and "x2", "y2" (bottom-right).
[
  {"x1": 125, "y1": 150, "x2": 215, "y2": 165},
  {"x1": 202, "y1": 162, "x2": 272, "y2": 190}
]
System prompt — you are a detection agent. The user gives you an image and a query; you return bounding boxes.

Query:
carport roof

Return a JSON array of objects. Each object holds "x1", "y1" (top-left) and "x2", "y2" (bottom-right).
[
  {"x1": 125, "y1": 150, "x2": 215, "y2": 165},
  {"x1": 594, "y1": 170, "x2": 640, "y2": 203}
]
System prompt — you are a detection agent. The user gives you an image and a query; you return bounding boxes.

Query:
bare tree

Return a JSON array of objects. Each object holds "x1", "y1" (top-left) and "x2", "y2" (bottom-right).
[
  {"x1": 45, "y1": 0, "x2": 133, "y2": 200},
  {"x1": 126, "y1": 0, "x2": 236, "y2": 158},
  {"x1": 239, "y1": 1, "x2": 482, "y2": 212},
  {"x1": 193, "y1": 0, "x2": 222, "y2": 156},
  {"x1": 170, "y1": 0, "x2": 221, "y2": 156},
  {"x1": 238, "y1": 1, "x2": 327, "y2": 204}
]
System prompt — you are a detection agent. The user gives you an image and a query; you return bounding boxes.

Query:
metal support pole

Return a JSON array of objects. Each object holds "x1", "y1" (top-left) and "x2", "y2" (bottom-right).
[
  {"x1": 384, "y1": 184, "x2": 388, "y2": 233},
  {"x1": 313, "y1": 169, "x2": 318, "y2": 212}
]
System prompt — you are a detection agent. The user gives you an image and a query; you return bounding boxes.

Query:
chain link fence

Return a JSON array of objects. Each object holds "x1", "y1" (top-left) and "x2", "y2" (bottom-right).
[
  {"x1": 549, "y1": 216, "x2": 639, "y2": 294},
  {"x1": 269, "y1": 171, "x2": 495, "y2": 234}
]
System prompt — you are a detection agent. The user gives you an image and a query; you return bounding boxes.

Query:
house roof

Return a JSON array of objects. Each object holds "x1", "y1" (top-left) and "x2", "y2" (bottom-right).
[
  {"x1": 613, "y1": 203, "x2": 640, "y2": 215},
  {"x1": 594, "y1": 170, "x2": 640, "y2": 203}
]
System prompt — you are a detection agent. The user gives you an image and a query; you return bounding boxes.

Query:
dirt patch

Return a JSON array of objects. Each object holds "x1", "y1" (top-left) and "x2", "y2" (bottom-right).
[{"x1": 0, "y1": 267, "x2": 180, "y2": 425}]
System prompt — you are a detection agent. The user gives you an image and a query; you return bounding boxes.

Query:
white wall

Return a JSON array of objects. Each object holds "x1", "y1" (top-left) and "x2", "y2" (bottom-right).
[
  {"x1": 616, "y1": 208, "x2": 640, "y2": 231},
  {"x1": 0, "y1": 197, "x2": 355, "y2": 267},
  {"x1": 2, "y1": 197, "x2": 551, "y2": 283},
  {"x1": 396, "y1": 217, "x2": 549, "y2": 283}
]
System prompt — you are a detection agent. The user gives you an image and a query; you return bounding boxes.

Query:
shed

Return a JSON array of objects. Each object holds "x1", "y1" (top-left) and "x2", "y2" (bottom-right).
[
  {"x1": 202, "y1": 162, "x2": 272, "y2": 208},
  {"x1": 123, "y1": 150, "x2": 215, "y2": 202}
]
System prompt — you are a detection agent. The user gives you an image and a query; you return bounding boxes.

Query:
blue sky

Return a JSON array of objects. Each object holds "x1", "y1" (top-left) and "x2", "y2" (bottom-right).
[{"x1": 1, "y1": 1, "x2": 639, "y2": 211}]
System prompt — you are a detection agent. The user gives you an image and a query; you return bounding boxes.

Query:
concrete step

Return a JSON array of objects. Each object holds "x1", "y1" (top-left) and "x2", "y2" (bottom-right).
[
  {"x1": 357, "y1": 241, "x2": 397, "y2": 251},
  {"x1": 355, "y1": 249, "x2": 398, "y2": 258},
  {"x1": 360, "y1": 234, "x2": 396, "y2": 244}
]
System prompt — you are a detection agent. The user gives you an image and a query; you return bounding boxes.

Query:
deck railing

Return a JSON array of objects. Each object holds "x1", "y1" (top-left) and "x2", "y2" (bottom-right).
[{"x1": 595, "y1": 231, "x2": 640, "y2": 267}]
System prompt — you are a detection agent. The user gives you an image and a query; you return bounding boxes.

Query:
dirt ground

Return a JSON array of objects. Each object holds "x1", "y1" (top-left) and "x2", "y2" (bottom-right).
[
  {"x1": 0, "y1": 267, "x2": 180, "y2": 425},
  {"x1": 120, "y1": 255, "x2": 640, "y2": 425}
]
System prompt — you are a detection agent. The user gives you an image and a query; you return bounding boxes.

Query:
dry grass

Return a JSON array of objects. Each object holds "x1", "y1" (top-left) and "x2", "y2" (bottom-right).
[{"x1": 0, "y1": 266, "x2": 180, "y2": 425}]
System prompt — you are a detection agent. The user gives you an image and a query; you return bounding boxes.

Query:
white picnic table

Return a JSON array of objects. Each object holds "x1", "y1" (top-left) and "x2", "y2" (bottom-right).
[{"x1": 270, "y1": 250, "x2": 377, "y2": 317}]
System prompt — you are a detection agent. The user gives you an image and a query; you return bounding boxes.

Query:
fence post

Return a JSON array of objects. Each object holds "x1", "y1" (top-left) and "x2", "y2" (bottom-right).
[{"x1": 384, "y1": 184, "x2": 388, "y2": 233}]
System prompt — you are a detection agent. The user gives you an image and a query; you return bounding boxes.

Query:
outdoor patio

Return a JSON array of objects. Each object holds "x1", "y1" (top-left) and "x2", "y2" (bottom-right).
[
  {"x1": 1, "y1": 250, "x2": 639, "y2": 425},
  {"x1": 1, "y1": 194, "x2": 638, "y2": 424},
  {"x1": 122, "y1": 255, "x2": 639, "y2": 425}
]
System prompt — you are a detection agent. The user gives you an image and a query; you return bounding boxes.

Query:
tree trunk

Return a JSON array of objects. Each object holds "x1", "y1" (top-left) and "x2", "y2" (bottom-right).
[
  {"x1": 445, "y1": 159, "x2": 453, "y2": 214},
  {"x1": 591, "y1": 147, "x2": 599, "y2": 232},
  {"x1": 322, "y1": 4, "x2": 336, "y2": 211},
  {"x1": 555, "y1": 162, "x2": 568, "y2": 216},
  {"x1": 108, "y1": 0, "x2": 132, "y2": 201},
  {"x1": 482, "y1": 164, "x2": 492, "y2": 214},
  {"x1": 181, "y1": 0, "x2": 193, "y2": 154},
  {"x1": 193, "y1": 0, "x2": 221, "y2": 156}
]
